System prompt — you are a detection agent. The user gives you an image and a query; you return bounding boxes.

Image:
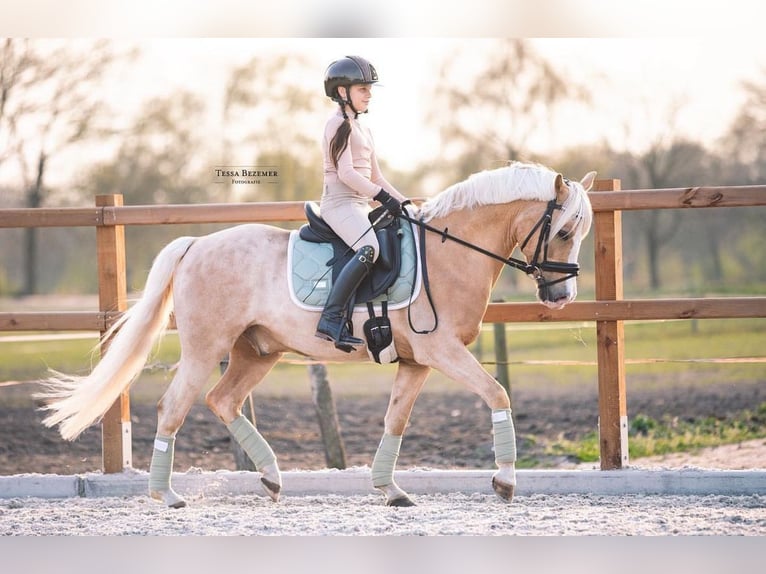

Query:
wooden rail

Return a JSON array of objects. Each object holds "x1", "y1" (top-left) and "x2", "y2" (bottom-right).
[
  {"x1": 1, "y1": 182, "x2": 765, "y2": 472},
  {"x1": 1, "y1": 185, "x2": 764, "y2": 229},
  {"x1": 3, "y1": 297, "x2": 764, "y2": 332}
]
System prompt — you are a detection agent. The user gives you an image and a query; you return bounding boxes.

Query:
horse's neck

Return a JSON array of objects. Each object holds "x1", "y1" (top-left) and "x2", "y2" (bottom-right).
[
  {"x1": 427, "y1": 203, "x2": 518, "y2": 297},
  {"x1": 434, "y1": 203, "x2": 517, "y2": 261}
]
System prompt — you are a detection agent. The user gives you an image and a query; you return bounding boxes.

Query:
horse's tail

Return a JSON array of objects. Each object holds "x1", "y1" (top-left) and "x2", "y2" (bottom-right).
[{"x1": 37, "y1": 236, "x2": 197, "y2": 441}]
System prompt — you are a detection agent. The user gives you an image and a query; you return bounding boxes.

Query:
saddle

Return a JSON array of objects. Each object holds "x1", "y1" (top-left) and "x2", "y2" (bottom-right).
[{"x1": 298, "y1": 202, "x2": 403, "y2": 305}]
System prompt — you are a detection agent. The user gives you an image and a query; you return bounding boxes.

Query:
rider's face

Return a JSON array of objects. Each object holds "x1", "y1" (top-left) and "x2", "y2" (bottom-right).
[{"x1": 340, "y1": 84, "x2": 372, "y2": 113}]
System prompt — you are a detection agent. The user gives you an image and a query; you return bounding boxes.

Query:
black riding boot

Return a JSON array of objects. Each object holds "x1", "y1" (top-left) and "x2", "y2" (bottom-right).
[{"x1": 315, "y1": 245, "x2": 375, "y2": 352}]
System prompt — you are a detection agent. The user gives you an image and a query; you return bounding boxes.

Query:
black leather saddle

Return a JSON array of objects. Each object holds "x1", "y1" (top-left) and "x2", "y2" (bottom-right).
[{"x1": 298, "y1": 202, "x2": 403, "y2": 304}]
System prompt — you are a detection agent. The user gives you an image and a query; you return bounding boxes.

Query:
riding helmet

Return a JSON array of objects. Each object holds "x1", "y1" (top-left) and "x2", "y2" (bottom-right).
[{"x1": 324, "y1": 55, "x2": 379, "y2": 102}]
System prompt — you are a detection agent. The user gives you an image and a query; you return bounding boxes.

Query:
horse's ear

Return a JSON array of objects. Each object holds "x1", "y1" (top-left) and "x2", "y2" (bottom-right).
[
  {"x1": 580, "y1": 171, "x2": 597, "y2": 192},
  {"x1": 554, "y1": 174, "x2": 567, "y2": 199}
]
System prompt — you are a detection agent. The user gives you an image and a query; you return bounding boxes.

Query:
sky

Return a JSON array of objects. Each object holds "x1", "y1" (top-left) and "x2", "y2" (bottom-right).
[
  {"x1": 2, "y1": 3, "x2": 765, "y2": 192},
  {"x1": 92, "y1": 37, "x2": 766, "y2": 171}
]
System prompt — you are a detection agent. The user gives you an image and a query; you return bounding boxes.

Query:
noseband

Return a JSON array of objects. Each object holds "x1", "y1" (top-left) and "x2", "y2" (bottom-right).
[{"x1": 516, "y1": 199, "x2": 581, "y2": 289}]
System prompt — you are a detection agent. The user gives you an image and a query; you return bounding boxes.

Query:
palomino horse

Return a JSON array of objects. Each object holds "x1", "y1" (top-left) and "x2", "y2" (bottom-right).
[{"x1": 38, "y1": 162, "x2": 595, "y2": 508}]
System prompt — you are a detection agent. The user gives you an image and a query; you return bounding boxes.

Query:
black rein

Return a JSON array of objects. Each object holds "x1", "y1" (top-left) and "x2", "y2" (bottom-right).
[
  {"x1": 399, "y1": 199, "x2": 580, "y2": 286},
  {"x1": 398, "y1": 199, "x2": 581, "y2": 334}
]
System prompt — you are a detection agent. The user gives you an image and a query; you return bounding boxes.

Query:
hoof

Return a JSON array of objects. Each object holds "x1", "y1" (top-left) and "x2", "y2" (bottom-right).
[
  {"x1": 387, "y1": 495, "x2": 416, "y2": 507},
  {"x1": 150, "y1": 488, "x2": 187, "y2": 508},
  {"x1": 376, "y1": 482, "x2": 413, "y2": 507},
  {"x1": 261, "y1": 477, "x2": 282, "y2": 502},
  {"x1": 492, "y1": 477, "x2": 515, "y2": 502},
  {"x1": 260, "y1": 462, "x2": 282, "y2": 502}
]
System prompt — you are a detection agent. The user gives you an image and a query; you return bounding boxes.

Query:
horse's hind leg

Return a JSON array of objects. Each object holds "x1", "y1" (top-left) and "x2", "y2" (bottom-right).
[
  {"x1": 149, "y1": 354, "x2": 222, "y2": 508},
  {"x1": 205, "y1": 335, "x2": 283, "y2": 502},
  {"x1": 372, "y1": 361, "x2": 431, "y2": 506}
]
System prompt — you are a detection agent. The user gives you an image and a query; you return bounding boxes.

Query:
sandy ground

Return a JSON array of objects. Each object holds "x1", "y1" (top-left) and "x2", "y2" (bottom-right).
[
  {"x1": 2, "y1": 434, "x2": 764, "y2": 535},
  {"x1": 2, "y1": 361, "x2": 764, "y2": 536},
  {"x1": 2, "y1": 439, "x2": 765, "y2": 536},
  {"x1": 1, "y1": 491, "x2": 764, "y2": 536},
  {"x1": 630, "y1": 438, "x2": 766, "y2": 470}
]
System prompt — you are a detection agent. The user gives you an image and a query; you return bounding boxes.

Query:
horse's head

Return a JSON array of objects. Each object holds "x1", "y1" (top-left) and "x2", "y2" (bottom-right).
[{"x1": 515, "y1": 171, "x2": 595, "y2": 309}]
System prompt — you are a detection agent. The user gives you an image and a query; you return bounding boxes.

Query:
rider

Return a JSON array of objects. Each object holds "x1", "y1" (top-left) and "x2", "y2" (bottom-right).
[{"x1": 315, "y1": 55, "x2": 409, "y2": 351}]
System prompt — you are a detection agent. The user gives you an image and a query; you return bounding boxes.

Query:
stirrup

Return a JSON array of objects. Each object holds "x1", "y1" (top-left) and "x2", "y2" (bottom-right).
[
  {"x1": 334, "y1": 341, "x2": 356, "y2": 353},
  {"x1": 315, "y1": 318, "x2": 363, "y2": 352}
]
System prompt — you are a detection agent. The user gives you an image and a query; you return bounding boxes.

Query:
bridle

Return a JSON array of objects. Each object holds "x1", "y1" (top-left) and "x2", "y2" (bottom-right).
[
  {"x1": 399, "y1": 196, "x2": 582, "y2": 334},
  {"x1": 399, "y1": 197, "x2": 581, "y2": 290},
  {"x1": 516, "y1": 198, "x2": 581, "y2": 287}
]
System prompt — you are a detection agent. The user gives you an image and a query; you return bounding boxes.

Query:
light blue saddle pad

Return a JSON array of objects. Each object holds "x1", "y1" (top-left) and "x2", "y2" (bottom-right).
[{"x1": 287, "y1": 219, "x2": 420, "y2": 312}]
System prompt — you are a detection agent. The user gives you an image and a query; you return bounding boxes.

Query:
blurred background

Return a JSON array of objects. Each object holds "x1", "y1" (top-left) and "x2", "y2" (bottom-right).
[
  {"x1": 1, "y1": 37, "x2": 764, "y2": 298},
  {"x1": 1, "y1": 2, "x2": 765, "y2": 551},
  {"x1": 0, "y1": 5, "x2": 764, "y2": 482}
]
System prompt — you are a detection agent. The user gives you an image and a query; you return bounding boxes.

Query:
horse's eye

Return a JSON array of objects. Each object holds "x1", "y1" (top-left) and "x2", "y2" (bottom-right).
[{"x1": 556, "y1": 229, "x2": 573, "y2": 241}]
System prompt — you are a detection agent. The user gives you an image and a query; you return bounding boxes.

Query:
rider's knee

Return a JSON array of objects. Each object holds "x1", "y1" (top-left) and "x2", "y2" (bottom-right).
[{"x1": 357, "y1": 244, "x2": 377, "y2": 264}]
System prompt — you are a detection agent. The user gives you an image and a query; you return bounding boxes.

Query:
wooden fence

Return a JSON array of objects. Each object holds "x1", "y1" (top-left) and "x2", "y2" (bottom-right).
[{"x1": 1, "y1": 180, "x2": 765, "y2": 472}]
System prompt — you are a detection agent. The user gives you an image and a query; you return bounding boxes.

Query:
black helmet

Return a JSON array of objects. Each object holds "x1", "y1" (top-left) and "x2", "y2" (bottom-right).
[{"x1": 324, "y1": 55, "x2": 379, "y2": 102}]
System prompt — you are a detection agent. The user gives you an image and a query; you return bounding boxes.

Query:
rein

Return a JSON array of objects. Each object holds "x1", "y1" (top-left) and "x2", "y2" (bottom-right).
[
  {"x1": 400, "y1": 200, "x2": 580, "y2": 282},
  {"x1": 400, "y1": 199, "x2": 581, "y2": 333}
]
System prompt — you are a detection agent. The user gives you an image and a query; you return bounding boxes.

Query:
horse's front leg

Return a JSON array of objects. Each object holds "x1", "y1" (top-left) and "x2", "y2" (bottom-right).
[
  {"x1": 420, "y1": 341, "x2": 517, "y2": 503},
  {"x1": 372, "y1": 361, "x2": 431, "y2": 506}
]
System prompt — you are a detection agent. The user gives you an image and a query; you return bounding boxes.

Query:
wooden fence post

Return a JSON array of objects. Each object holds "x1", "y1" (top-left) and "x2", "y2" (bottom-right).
[
  {"x1": 96, "y1": 194, "x2": 132, "y2": 473},
  {"x1": 592, "y1": 179, "x2": 629, "y2": 470},
  {"x1": 308, "y1": 363, "x2": 347, "y2": 469},
  {"x1": 493, "y1": 323, "x2": 512, "y2": 408}
]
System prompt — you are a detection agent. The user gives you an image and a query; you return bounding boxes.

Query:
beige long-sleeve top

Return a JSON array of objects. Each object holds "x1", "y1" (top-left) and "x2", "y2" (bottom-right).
[{"x1": 322, "y1": 111, "x2": 400, "y2": 200}]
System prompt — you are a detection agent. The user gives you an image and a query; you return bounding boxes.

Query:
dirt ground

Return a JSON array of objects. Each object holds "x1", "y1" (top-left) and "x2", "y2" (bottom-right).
[{"x1": 2, "y1": 379, "x2": 765, "y2": 475}]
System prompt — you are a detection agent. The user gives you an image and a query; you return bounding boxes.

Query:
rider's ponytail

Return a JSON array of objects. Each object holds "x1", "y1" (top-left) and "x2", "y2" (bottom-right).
[{"x1": 330, "y1": 116, "x2": 352, "y2": 168}]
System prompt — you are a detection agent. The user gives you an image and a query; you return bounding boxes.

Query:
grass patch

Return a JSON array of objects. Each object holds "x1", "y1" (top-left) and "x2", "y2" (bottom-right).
[
  {"x1": 627, "y1": 403, "x2": 766, "y2": 458},
  {"x1": 542, "y1": 432, "x2": 601, "y2": 465},
  {"x1": 472, "y1": 318, "x2": 766, "y2": 366},
  {"x1": 1, "y1": 318, "x2": 764, "y2": 394},
  {"x1": 545, "y1": 402, "x2": 766, "y2": 463}
]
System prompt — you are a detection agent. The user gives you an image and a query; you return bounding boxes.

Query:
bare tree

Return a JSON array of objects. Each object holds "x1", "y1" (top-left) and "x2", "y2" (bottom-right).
[
  {"x1": 0, "y1": 39, "x2": 123, "y2": 294},
  {"x1": 88, "y1": 90, "x2": 209, "y2": 205},
  {"x1": 621, "y1": 137, "x2": 713, "y2": 290},
  {"x1": 427, "y1": 39, "x2": 590, "y2": 184},
  {"x1": 81, "y1": 89, "x2": 211, "y2": 290},
  {"x1": 221, "y1": 52, "x2": 323, "y2": 202},
  {"x1": 0, "y1": 39, "x2": 37, "y2": 170},
  {"x1": 722, "y1": 69, "x2": 766, "y2": 184}
]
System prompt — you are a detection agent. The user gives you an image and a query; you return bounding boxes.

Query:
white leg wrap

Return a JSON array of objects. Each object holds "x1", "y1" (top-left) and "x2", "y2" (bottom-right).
[
  {"x1": 227, "y1": 415, "x2": 277, "y2": 470},
  {"x1": 149, "y1": 435, "x2": 175, "y2": 492},
  {"x1": 492, "y1": 409, "x2": 517, "y2": 464},
  {"x1": 371, "y1": 433, "x2": 402, "y2": 487},
  {"x1": 228, "y1": 415, "x2": 281, "y2": 502},
  {"x1": 149, "y1": 434, "x2": 186, "y2": 508}
]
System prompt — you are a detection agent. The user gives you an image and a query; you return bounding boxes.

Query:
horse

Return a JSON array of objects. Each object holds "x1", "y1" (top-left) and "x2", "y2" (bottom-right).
[{"x1": 37, "y1": 161, "x2": 596, "y2": 508}]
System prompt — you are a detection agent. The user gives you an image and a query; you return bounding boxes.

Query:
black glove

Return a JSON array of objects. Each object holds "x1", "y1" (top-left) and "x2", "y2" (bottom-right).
[{"x1": 374, "y1": 189, "x2": 403, "y2": 217}]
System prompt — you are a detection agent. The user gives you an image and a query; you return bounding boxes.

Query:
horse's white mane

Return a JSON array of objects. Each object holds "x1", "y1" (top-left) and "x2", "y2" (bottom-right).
[
  {"x1": 420, "y1": 162, "x2": 559, "y2": 220},
  {"x1": 419, "y1": 161, "x2": 592, "y2": 237}
]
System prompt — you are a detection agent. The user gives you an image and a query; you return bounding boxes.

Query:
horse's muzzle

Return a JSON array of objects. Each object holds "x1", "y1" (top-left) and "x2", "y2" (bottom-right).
[{"x1": 537, "y1": 277, "x2": 575, "y2": 309}]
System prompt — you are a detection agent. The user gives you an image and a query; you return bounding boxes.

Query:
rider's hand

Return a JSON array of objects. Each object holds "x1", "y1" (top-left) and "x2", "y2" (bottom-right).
[{"x1": 374, "y1": 189, "x2": 403, "y2": 217}]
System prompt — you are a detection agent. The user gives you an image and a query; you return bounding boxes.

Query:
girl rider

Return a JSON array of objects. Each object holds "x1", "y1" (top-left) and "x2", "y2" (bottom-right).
[{"x1": 315, "y1": 55, "x2": 409, "y2": 351}]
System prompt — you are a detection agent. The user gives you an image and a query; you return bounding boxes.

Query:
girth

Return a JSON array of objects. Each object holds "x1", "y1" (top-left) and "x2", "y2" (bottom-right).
[{"x1": 298, "y1": 202, "x2": 403, "y2": 304}]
